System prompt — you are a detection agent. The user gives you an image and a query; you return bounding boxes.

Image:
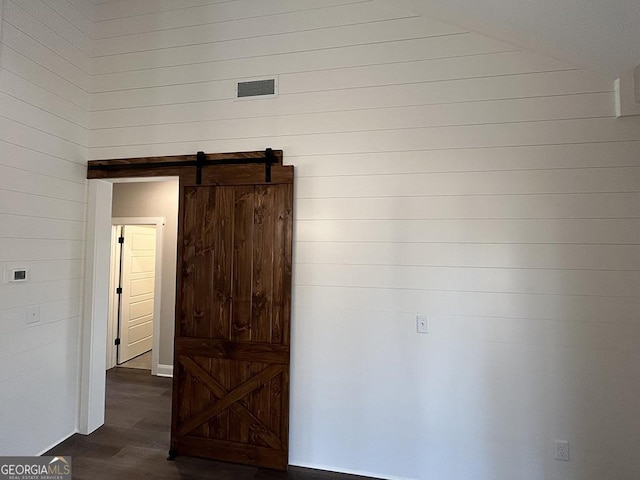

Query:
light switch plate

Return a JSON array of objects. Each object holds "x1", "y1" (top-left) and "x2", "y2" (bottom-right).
[{"x1": 416, "y1": 314, "x2": 429, "y2": 333}]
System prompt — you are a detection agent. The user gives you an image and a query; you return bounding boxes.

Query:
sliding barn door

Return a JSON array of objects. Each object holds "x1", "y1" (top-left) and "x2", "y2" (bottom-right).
[{"x1": 171, "y1": 164, "x2": 293, "y2": 471}]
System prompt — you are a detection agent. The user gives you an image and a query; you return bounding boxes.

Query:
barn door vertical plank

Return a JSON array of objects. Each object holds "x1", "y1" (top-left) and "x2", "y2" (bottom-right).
[
  {"x1": 194, "y1": 187, "x2": 215, "y2": 339},
  {"x1": 212, "y1": 187, "x2": 234, "y2": 340},
  {"x1": 280, "y1": 183, "x2": 293, "y2": 451},
  {"x1": 229, "y1": 186, "x2": 254, "y2": 445},
  {"x1": 231, "y1": 186, "x2": 255, "y2": 342},
  {"x1": 252, "y1": 185, "x2": 275, "y2": 343},
  {"x1": 282, "y1": 184, "x2": 293, "y2": 348},
  {"x1": 191, "y1": 188, "x2": 215, "y2": 438},
  {"x1": 180, "y1": 187, "x2": 198, "y2": 338},
  {"x1": 251, "y1": 186, "x2": 276, "y2": 433},
  {"x1": 173, "y1": 185, "x2": 198, "y2": 445},
  {"x1": 271, "y1": 185, "x2": 288, "y2": 346},
  {"x1": 208, "y1": 186, "x2": 234, "y2": 440}
]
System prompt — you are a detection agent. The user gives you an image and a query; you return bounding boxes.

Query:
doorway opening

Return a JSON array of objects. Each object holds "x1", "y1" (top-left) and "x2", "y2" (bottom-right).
[
  {"x1": 107, "y1": 221, "x2": 162, "y2": 373},
  {"x1": 79, "y1": 176, "x2": 179, "y2": 434}
]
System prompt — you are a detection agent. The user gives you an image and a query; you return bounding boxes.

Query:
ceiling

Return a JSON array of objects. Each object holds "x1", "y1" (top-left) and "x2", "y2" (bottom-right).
[{"x1": 391, "y1": 0, "x2": 640, "y2": 80}]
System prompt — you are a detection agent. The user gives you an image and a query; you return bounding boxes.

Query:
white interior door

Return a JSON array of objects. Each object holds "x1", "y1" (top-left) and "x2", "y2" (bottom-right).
[{"x1": 118, "y1": 225, "x2": 156, "y2": 364}]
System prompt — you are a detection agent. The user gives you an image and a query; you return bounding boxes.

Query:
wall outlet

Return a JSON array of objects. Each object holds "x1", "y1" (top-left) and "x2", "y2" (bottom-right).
[
  {"x1": 555, "y1": 440, "x2": 569, "y2": 461},
  {"x1": 416, "y1": 314, "x2": 429, "y2": 334}
]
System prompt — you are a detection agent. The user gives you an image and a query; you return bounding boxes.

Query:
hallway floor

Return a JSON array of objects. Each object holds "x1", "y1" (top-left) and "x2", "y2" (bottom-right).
[
  {"x1": 118, "y1": 350, "x2": 152, "y2": 370},
  {"x1": 46, "y1": 368, "x2": 376, "y2": 480}
]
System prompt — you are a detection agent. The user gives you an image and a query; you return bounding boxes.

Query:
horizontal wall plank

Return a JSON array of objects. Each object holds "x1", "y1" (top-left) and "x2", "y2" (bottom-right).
[
  {"x1": 294, "y1": 306, "x2": 640, "y2": 352},
  {"x1": 90, "y1": 93, "x2": 613, "y2": 146},
  {"x1": 93, "y1": 1, "x2": 423, "y2": 56},
  {"x1": 14, "y1": 0, "x2": 93, "y2": 54},
  {"x1": 91, "y1": 32, "x2": 516, "y2": 92},
  {"x1": 293, "y1": 285, "x2": 640, "y2": 324},
  {"x1": 275, "y1": 69, "x2": 611, "y2": 115},
  {"x1": 0, "y1": 239, "x2": 84, "y2": 262},
  {"x1": 0, "y1": 142, "x2": 86, "y2": 182},
  {"x1": 93, "y1": 15, "x2": 462, "y2": 74},
  {"x1": 90, "y1": 52, "x2": 580, "y2": 126},
  {"x1": 0, "y1": 259, "x2": 83, "y2": 284},
  {"x1": 1, "y1": 21, "x2": 91, "y2": 92},
  {"x1": 435, "y1": 314, "x2": 640, "y2": 352},
  {"x1": 294, "y1": 263, "x2": 640, "y2": 297},
  {"x1": 0, "y1": 92, "x2": 88, "y2": 146},
  {"x1": 0, "y1": 298, "x2": 81, "y2": 335},
  {"x1": 0, "y1": 278, "x2": 82, "y2": 309},
  {"x1": 0, "y1": 116, "x2": 87, "y2": 164},
  {"x1": 4, "y1": 0, "x2": 92, "y2": 73},
  {"x1": 294, "y1": 166, "x2": 640, "y2": 198},
  {"x1": 294, "y1": 218, "x2": 640, "y2": 244},
  {"x1": 87, "y1": 117, "x2": 640, "y2": 159},
  {"x1": 94, "y1": 0, "x2": 369, "y2": 38},
  {"x1": 281, "y1": 50, "x2": 575, "y2": 95},
  {"x1": 90, "y1": 70, "x2": 611, "y2": 129},
  {"x1": 0, "y1": 165, "x2": 86, "y2": 202},
  {"x1": 44, "y1": 0, "x2": 95, "y2": 38},
  {"x1": 94, "y1": 0, "x2": 230, "y2": 22},
  {"x1": 289, "y1": 142, "x2": 640, "y2": 176},
  {"x1": 296, "y1": 192, "x2": 640, "y2": 220},
  {"x1": 294, "y1": 242, "x2": 640, "y2": 271},
  {"x1": 1, "y1": 353, "x2": 80, "y2": 459},
  {"x1": 0, "y1": 69, "x2": 89, "y2": 127},
  {"x1": 0, "y1": 190, "x2": 86, "y2": 221},
  {"x1": 0, "y1": 45, "x2": 90, "y2": 108},
  {"x1": 0, "y1": 332, "x2": 79, "y2": 386},
  {"x1": 1, "y1": 317, "x2": 80, "y2": 361},
  {"x1": 293, "y1": 306, "x2": 640, "y2": 378},
  {"x1": 66, "y1": 0, "x2": 96, "y2": 22},
  {"x1": 0, "y1": 214, "x2": 85, "y2": 240}
]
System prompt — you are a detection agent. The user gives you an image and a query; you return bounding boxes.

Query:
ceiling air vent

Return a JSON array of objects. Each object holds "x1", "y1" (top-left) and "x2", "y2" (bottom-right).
[{"x1": 235, "y1": 77, "x2": 278, "y2": 100}]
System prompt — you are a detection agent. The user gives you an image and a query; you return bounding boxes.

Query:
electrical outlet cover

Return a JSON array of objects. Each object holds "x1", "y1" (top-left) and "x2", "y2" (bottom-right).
[{"x1": 555, "y1": 440, "x2": 569, "y2": 461}]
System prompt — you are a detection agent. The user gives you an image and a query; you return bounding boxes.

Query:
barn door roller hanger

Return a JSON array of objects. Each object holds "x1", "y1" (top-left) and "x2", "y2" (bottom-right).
[{"x1": 195, "y1": 148, "x2": 274, "y2": 184}]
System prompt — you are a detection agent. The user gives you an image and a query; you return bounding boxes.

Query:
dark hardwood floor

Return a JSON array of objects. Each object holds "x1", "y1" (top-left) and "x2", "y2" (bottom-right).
[{"x1": 46, "y1": 368, "x2": 376, "y2": 480}]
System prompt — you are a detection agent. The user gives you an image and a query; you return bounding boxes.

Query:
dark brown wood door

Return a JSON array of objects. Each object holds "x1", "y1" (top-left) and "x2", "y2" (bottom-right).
[{"x1": 170, "y1": 164, "x2": 293, "y2": 471}]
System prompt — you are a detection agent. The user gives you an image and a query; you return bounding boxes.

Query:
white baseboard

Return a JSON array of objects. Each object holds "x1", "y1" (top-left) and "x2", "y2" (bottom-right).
[
  {"x1": 37, "y1": 430, "x2": 78, "y2": 456},
  {"x1": 157, "y1": 364, "x2": 173, "y2": 377},
  {"x1": 290, "y1": 461, "x2": 415, "y2": 480}
]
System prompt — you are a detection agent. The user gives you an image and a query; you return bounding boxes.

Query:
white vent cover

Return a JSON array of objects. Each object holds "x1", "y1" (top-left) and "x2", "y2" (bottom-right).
[{"x1": 235, "y1": 77, "x2": 278, "y2": 100}]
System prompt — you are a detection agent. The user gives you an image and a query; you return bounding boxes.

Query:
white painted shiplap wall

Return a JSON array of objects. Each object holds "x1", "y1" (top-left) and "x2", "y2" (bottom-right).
[
  {"x1": 87, "y1": 1, "x2": 640, "y2": 479},
  {"x1": 0, "y1": 0, "x2": 93, "y2": 455},
  {"x1": 0, "y1": 0, "x2": 631, "y2": 477}
]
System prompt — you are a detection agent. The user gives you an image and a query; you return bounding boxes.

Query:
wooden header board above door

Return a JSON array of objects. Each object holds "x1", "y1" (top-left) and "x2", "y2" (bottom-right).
[{"x1": 87, "y1": 149, "x2": 284, "y2": 182}]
